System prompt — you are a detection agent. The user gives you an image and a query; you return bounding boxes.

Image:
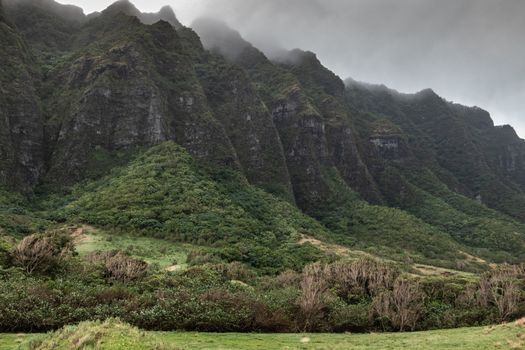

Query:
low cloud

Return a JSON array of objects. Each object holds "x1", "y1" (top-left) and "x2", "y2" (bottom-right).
[{"x1": 192, "y1": 0, "x2": 525, "y2": 136}]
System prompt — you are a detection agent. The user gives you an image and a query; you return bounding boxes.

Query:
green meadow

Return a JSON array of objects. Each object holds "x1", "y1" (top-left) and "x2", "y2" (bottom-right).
[{"x1": 1, "y1": 319, "x2": 523, "y2": 350}]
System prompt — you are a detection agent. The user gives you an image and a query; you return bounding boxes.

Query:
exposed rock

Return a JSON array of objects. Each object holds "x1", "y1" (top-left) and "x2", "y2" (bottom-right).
[
  {"x1": 196, "y1": 55, "x2": 295, "y2": 201},
  {"x1": 43, "y1": 11, "x2": 238, "y2": 186},
  {"x1": 0, "y1": 7, "x2": 44, "y2": 191}
]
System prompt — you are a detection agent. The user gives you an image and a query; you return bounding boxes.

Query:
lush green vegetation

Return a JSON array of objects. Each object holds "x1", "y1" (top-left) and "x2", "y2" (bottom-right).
[
  {"x1": 62, "y1": 142, "x2": 329, "y2": 273},
  {"x1": 1, "y1": 142, "x2": 524, "y2": 335},
  {"x1": 0, "y1": 229, "x2": 521, "y2": 334},
  {"x1": 4, "y1": 1, "x2": 525, "y2": 342}
]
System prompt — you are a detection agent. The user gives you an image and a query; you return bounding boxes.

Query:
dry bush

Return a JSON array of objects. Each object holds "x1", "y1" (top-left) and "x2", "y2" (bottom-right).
[
  {"x1": 298, "y1": 262, "x2": 330, "y2": 331},
  {"x1": 13, "y1": 233, "x2": 74, "y2": 274},
  {"x1": 87, "y1": 251, "x2": 148, "y2": 282},
  {"x1": 372, "y1": 278, "x2": 424, "y2": 331},
  {"x1": 326, "y1": 258, "x2": 399, "y2": 298},
  {"x1": 477, "y1": 264, "x2": 525, "y2": 321}
]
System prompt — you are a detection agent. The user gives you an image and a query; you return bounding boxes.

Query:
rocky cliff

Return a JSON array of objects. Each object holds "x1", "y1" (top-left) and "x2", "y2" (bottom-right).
[
  {"x1": 2, "y1": 0, "x2": 525, "y2": 264},
  {"x1": 0, "y1": 0, "x2": 44, "y2": 191}
]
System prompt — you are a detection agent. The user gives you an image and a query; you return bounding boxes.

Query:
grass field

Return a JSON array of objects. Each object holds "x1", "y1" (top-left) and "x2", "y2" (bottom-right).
[
  {"x1": 74, "y1": 225, "x2": 193, "y2": 270},
  {"x1": 1, "y1": 320, "x2": 524, "y2": 349},
  {"x1": 157, "y1": 323, "x2": 525, "y2": 349}
]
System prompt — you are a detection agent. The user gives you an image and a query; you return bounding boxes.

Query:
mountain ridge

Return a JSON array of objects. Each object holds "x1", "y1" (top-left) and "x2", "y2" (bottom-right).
[{"x1": 1, "y1": 0, "x2": 525, "y2": 269}]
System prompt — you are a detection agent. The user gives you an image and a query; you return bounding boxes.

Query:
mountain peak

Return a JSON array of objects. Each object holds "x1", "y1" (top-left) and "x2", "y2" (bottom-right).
[
  {"x1": 159, "y1": 5, "x2": 175, "y2": 18},
  {"x1": 272, "y1": 48, "x2": 319, "y2": 66},
  {"x1": 102, "y1": 0, "x2": 141, "y2": 18},
  {"x1": 415, "y1": 88, "x2": 439, "y2": 98},
  {"x1": 102, "y1": 1, "x2": 181, "y2": 28},
  {"x1": 141, "y1": 5, "x2": 182, "y2": 28},
  {"x1": 4, "y1": 0, "x2": 86, "y2": 23}
]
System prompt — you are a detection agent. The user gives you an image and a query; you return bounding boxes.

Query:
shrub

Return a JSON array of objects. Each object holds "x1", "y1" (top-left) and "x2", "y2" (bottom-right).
[
  {"x1": 12, "y1": 233, "x2": 74, "y2": 274},
  {"x1": 87, "y1": 251, "x2": 148, "y2": 282},
  {"x1": 326, "y1": 258, "x2": 399, "y2": 301},
  {"x1": 298, "y1": 262, "x2": 330, "y2": 331},
  {"x1": 0, "y1": 236, "x2": 13, "y2": 267},
  {"x1": 372, "y1": 278, "x2": 425, "y2": 331},
  {"x1": 186, "y1": 250, "x2": 222, "y2": 266},
  {"x1": 477, "y1": 264, "x2": 525, "y2": 321},
  {"x1": 211, "y1": 261, "x2": 256, "y2": 282}
]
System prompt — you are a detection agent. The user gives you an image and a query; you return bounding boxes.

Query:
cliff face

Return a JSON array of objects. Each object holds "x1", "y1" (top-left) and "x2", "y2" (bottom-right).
[
  {"x1": 193, "y1": 19, "x2": 338, "y2": 213},
  {"x1": 4, "y1": 0, "x2": 525, "y2": 263},
  {"x1": 275, "y1": 50, "x2": 383, "y2": 204},
  {"x1": 344, "y1": 80, "x2": 525, "y2": 220},
  {"x1": 0, "y1": 1, "x2": 44, "y2": 191},
  {"x1": 196, "y1": 54, "x2": 294, "y2": 201},
  {"x1": 42, "y1": 13, "x2": 238, "y2": 185}
]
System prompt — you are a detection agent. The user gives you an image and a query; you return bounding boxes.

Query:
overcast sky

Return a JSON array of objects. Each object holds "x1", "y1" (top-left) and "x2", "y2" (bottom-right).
[{"x1": 58, "y1": 0, "x2": 525, "y2": 137}]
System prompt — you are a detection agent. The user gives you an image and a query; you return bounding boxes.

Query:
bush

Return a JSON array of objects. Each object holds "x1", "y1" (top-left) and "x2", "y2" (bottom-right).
[
  {"x1": 211, "y1": 261, "x2": 256, "y2": 282},
  {"x1": 87, "y1": 251, "x2": 148, "y2": 282},
  {"x1": 477, "y1": 264, "x2": 525, "y2": 321},
  {"x1": 12, "y1": 233, "x2": 74, "y2": 274},
  {"x1": 372, "y1": 278, "x2": 425, "y2": 331}
]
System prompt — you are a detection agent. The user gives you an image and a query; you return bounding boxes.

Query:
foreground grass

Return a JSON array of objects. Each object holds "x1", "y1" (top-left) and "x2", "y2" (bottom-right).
[
  {"x1": 2, "y1": 320, "x2": 525, "y2": 350},
  {"x1": 157, "y1": 324, "x2": 524, "y2": 350}
]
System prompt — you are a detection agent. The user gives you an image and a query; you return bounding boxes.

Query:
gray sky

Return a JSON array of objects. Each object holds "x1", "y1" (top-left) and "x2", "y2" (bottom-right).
[{"x1": 58, "y1": 0, "x2": 525, "y2": 137}]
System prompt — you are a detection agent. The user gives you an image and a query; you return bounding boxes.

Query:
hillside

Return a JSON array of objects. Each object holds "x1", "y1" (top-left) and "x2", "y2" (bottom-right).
[{"x1": 1, "y1": 0, "x2": 525, "y2": 337}]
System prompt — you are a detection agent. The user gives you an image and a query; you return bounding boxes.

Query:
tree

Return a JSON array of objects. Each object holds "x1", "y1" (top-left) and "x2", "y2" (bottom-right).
[
  {"x1": 299, "y1": 262, "x2": 329, "y2": 331},
  {"x1": 477, "y1": 265, "x2": 524, "y2": 321},
  {"x1": 372, "y1": 278, "x2": 424, "y2": 331}
]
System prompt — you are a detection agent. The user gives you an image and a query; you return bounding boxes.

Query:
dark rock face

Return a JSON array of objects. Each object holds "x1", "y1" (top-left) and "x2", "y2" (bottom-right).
[
  {"x1": 193, "y1": 18, "x2": 336, "y2": 211},
  {"x1": 196, "y1": 56, "x2": 294, "y2": 201},
  {"x1": 0, "y1": 5, "x2": 44, "y2": 191},
  {"x1": 43, "y1": 15, "x2": 238, "y2": 185},
  {"x1": 275, "y1": 49, "x2": 383, "y2": 204}
]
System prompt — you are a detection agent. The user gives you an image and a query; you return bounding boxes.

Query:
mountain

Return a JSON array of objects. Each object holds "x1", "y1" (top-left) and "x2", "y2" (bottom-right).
[
  {"x1": 0, "y1": 0, "x2": 44, "y2": 191},
  {"x1": 2, "y1": 0, "x2": 525, "y2": 270}
]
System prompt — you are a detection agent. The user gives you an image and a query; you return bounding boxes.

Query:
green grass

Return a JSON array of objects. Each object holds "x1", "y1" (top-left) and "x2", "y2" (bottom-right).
[
  {"x1": 13, "y1": 319, "x2": 168, "y2": 350},
  {"x1": 74, "y1": 226, "x2": 191, "y2": 269},
  {"x1": 0, "y1": 333, "x2": 27, "y2": 350},
  {"x1": 158, "y1": 325, "x2": 524, "y2": 350},
  {"x1": 4, "y1": 320, "x2": 525, "y2": 350}
]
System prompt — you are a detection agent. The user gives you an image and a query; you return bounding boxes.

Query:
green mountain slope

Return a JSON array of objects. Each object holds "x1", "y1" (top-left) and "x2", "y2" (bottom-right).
[
  {"x1": 1, "y1": 0, "x2": 525, "y2": 273},
  {"x1": 64, "y1": 141, "x2": 329, "y2": 272},
  {"x1": 275, "y1": 49, "x2": 525, "y2": 263}
]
